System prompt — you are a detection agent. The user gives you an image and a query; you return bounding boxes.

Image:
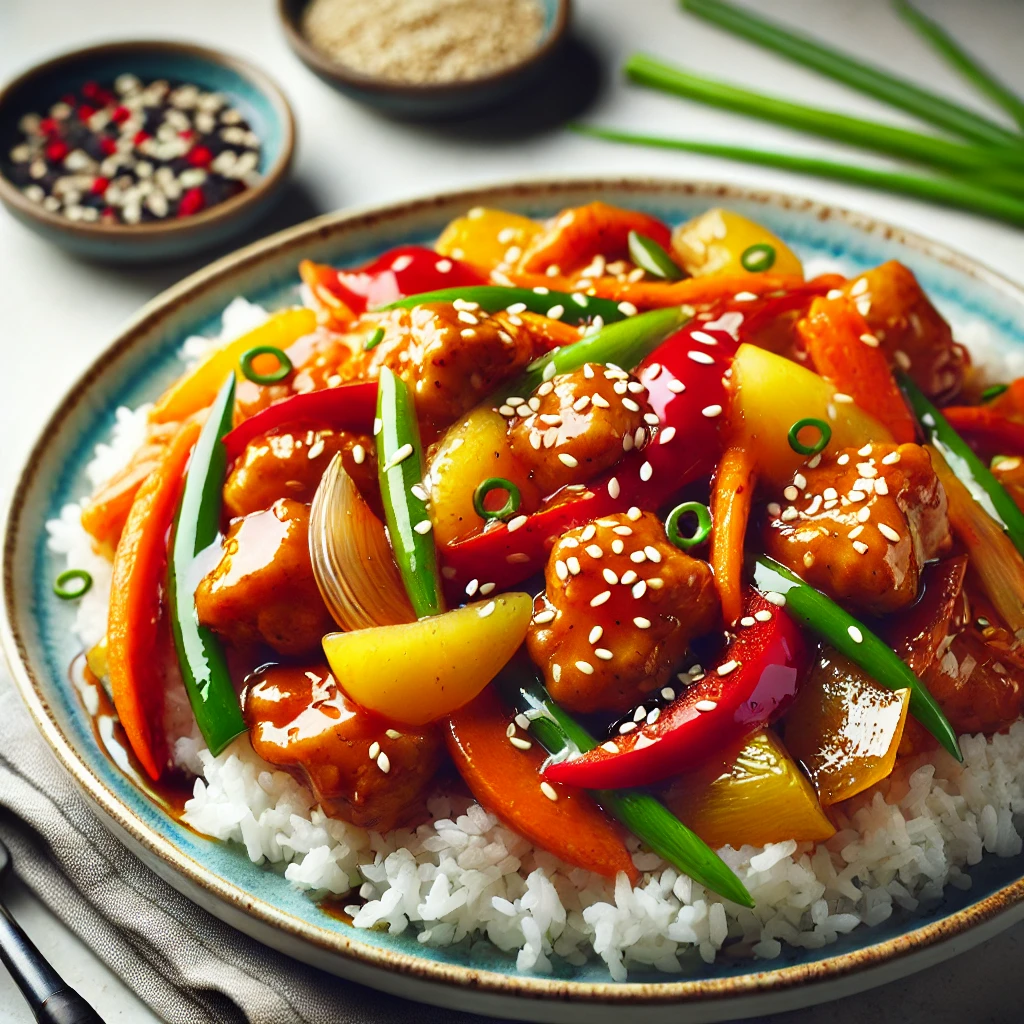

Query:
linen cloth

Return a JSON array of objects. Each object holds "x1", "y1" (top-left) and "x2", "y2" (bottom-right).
[{"x1": 0, "y1": 673, "x2": 496, "y2": 1024}]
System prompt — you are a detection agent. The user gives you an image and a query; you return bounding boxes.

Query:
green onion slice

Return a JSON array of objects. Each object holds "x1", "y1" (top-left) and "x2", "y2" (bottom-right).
[
  {"x1": 240, "y1": 345, "x2": 293, "y2": 385},
  {"x1": 364, "y1": 327, "x2": 385, "y2": 352},
  {"x1": 53, "y1": 568, "x2": 93, "y2": 600},
  {"x1": 665, "y1": 501, "x2": 712, "y2": 550},
  {"x1": 627, "y1": 230, "x2": 684, "y2": 281},
  {"x1": 788, "y1": 417, "x2": 832, "y2": 456},
  {"x1": 473, "y1": 477, "x2": 522, "y2": 521},
  {"x1": 740, "y1": 242, "x2": 777, "y2": 272},
  {"x1": 981, "y1": 383, "x2": 1008, "y2": 403}
]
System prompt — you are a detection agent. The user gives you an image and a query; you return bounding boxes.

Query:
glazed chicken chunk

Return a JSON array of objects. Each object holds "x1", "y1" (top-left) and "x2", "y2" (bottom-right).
[
  {"x1": 224, "y1": 427, "x2": 376, "y2": 518},
  {"x1": 244, "y1": 663, "x2": 443, "y2": 831},
  {"x1": 841, "y1": 262, "x2": 966, "y2": 402},
  {"x1": 342, "y1": 302, "x2": 535, "y2": 426},
  {"x1": 528, "y1": 510, "x2": 720, "y2": 713},
  {"x1": 763, "y1": 442, "x2": 951, "y2": 615},
  {"x1": 508, "y1": 363, "x2": 654, "y2": 495},
  {"x1": 196, "y1": 498, "x2": 335, "y2": 657}
]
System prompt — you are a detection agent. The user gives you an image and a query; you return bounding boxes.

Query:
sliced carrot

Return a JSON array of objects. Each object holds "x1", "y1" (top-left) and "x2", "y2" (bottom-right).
[
  {"x1": 501, "y1": 269, "x2": 842, "y2": 310},
  {"x1": 796, "y1": 294, "x2": 916, "y2": 443},
  {"x1": 710, "y1": 445, "x2": 756, "y2": 626},
  {"x1": 107, "y1": 420, "x2": 201, "y2": 780},
  {"x1": 518, "y1": 201, "x2": 672, "y2": 274},
  {"x1": 446, "y1": 687, "x2": 639, "y2": 883},
  {"x1": 941, "y1": 406, "x2": 1024, "y2": 454}
]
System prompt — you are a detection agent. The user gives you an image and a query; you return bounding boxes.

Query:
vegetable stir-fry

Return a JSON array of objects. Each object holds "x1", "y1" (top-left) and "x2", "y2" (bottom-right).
[{"x1": 75, "y1": 200, "x2": 1024, "y2": 906}]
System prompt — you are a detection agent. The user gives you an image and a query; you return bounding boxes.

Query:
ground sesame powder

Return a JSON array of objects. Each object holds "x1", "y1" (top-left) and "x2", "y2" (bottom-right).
[{"x1": 301, "y1": 0, "x2": 546, "y2": 85}]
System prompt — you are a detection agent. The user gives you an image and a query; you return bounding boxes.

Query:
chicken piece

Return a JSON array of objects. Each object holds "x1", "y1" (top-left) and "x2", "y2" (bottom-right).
[
  {"x1": 527, "y1": 511, "x2": 720, "y2": 713},
  {"x1": 841, "y1": 262, "x2": 967, "y2": 401},
  {"x1": 223, "y1": 427, "x2": 376, "y2": 519},
  {"x1": 992, "y1": 456, "x2": 1024, "y2": 512},
  {"x1": 763, "y1": 442, "x2": 951, "y2": 616},
  {"x1": 195, "y1": 498, "x2": 334, "y2": 657},
  {"x1": 244, "y1": 662, "x2": 443, "y2": 831},
  {"x1": 341, "y1": 303, "x2": 535, "y2": 429},
  {"x1": 508, "y1": 364, "x2": 653, "y2": 496}
]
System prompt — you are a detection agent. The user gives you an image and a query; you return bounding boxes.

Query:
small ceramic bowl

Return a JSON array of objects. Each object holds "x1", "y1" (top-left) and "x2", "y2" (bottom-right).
[
  {"x1": 277, "y1": 0, "x2": 571, "y2": 118},
  {"x1": 0, "y1": 41, "x2": 296, "y2": 262}
]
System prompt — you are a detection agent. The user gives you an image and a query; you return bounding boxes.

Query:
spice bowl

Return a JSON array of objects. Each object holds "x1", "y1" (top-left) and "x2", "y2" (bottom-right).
[
  {"x1": 0, "y1": 41, "x2": 296, "y2": 262},
  {"x1": 277, "y1": 0, "x2": 571, "y2": 119}
]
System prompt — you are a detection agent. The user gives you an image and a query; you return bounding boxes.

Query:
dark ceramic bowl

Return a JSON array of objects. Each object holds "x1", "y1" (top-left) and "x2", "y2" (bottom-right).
[
  {"x1": 277, "y1": 0, "x2": 570, "y2": 118},
  {"x1": 0, "y1": 40, "x2": 296, "y2": 262}
]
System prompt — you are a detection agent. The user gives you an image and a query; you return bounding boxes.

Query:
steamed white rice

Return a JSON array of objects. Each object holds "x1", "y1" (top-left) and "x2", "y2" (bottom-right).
[{"x1": 46, "y1": 292, "x2": 1024, "y2": 979}]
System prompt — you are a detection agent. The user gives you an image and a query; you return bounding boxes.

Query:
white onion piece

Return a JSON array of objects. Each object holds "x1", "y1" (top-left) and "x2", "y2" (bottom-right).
[{"x1": 310, "y1": 453, "x2": 415, "y2": 631}]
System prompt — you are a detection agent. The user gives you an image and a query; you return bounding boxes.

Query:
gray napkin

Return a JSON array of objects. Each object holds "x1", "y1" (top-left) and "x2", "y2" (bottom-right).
[{"x1": 0, "y1": 675, "x2": 497, "y2": 1024}]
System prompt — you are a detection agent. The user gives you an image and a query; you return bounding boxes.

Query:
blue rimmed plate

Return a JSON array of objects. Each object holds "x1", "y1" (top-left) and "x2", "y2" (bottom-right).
[{"x1": 3, "y1": 178, "x2": 1024, "y2": 1022}]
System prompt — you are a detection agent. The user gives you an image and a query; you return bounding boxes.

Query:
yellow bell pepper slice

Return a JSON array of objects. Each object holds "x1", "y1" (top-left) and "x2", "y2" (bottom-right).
[
  {"x1": 150, "y1": 307, "x2": 316, "y2": 423},
  {"x1": 322, "y1": 593, "x2": 532, "y2": 726},
  {"x1": 665, "y1": 730, "x2": 835, "y2": 849},
  {"x1": 730, "y1": 343, "x2": 893, "y2": 488},
  {"x1": 436, "y1": 207, "x2": 543, "y2": 271},
  {"x1": 672, "y1": 208, "x2": 803, "y2": 279},
  {"x1": 784, "y1": 651, "x2": 912, "y2": 807}
]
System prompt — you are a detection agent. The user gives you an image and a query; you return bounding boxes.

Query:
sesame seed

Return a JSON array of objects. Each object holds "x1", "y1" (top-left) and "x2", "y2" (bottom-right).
[
  {"x1": 659, "y1": 426, "x2": 677, "y2": 445},
  {"x1": 767, "y1": 502, "x2": 782, "y2": 517},
  {"x1": 377, "y1": 751, "x2": 391, "y2": 773},
  {"x1": 793, "y1": 473, "x2": 807, "y2": 490},
  {"x1": 533, "y1": 286, "x2": 550, "y2": 295},
  {"x1": 592, "y1": 393, "x2": 610, "y2": 408},
  {"x1": 852, "y1": 540, "x2": 869, "y2": 554},
  {"x1": 623, "y1": 434, "x2": 634, "y2": 452},
  {"x1": 850, "y1": 277, "x2": 869, "y2": 296},
  {"x1": 833, "y1": 393, "x2": 854, "y2": 404},
  {"x1": 848, "y1": 625, "x2": 864, "y2": 643},
  {"x1": 805, "y1": 495, "x2": 822, "y2": 516},
  {"x1": 765, "y1": 591, "x2": 787, "y2": 607},
  {"x1": 480, "y1": 582, "x2": 496, "y2": 595},
  {"x1": 386, "y1": 443, "x2": 413, "y2": 470},
  {"x1": 555, "y1": 560, "x2": 569, "y2": 581},
  {"x1": 479, "y1": 601, "x2": 496, "y2": 618},
  {"x1": 661, "y1": 687, "x2": 676, "y2": 701},
  {"x1": 781, "y1": 507, "x2": 799, "y2": 522},
  {"x1": 860, "y1": 333, "x2": 879, "y2": 347},
  {"x1": 591, "y1": 590, "x2": 611, "y2": 607},
  {"x1": 632, "y1": 580, "x2": 647, "y2": 599},
  {"x1": 633, "y1": 706, "x2": 647, "y2": 722},
  {"x1": 507, "y1": 515, "x2": 528, "y2": 532},
  {"x1": 633, "y1": 427, "x2": 646, "y2": 449},
  {"x1": 878, "y1": 523, "x2": 901, "y2": 542},
  {"x1": 586, "y1": 544, "x2": 604, "y2": 559},
  {"x1": 823, "y1": 488, "x2": 838, "y2": 501},
  {"x1": 875, "y1": 478, "x2": 889, "y2": 495},
  {"x1": 515, "y1": 713, "x2": 531, "y2": 730},
  {"x1": 602, "y1": 740, "x2": 619, "y2": 753},
  {"x1": 369, "y1": 741, "x2": 381, "y2": 759},
  {"x1": 894, "y1": 350, "x2": 911, "y2": 370},
  {"x1": 701, "y1": 404, "x2": 723, "y2": 418},
  {"x1": 857, "y1": 506, "x2": 871, "y2": 522},
  {"x1": 717, "y1": 660, "x2": 739, "y2": 676},
  {"x1": 640, "y1": 461, "x2": 653, "y2": 482},
  {"x1": 466, "y1": 579, "x2": 480, "y2": 597},
  {"x1": 510, "y1": 736, "x2": 532, "y2": 751},
  {"x1": 630, "y1": 550, "x2": 647, "y2": 564},
  {"x1": 619, "y1": 567, "x2": 635, "y2": 583},
  {"x1": 575, "y1": 660, "x2": 595, "y2": 675},
  {"x1": 413, "y1": 520, "x2": 433, "y2": 535},
  {"x1": 691, "y1": 330, "x2": 719, "y2": 346},
  {"x1": 644, "y1": 546, "x2": 662, "y2": 563},
  {"x1": 614, "y1": 380, "x2": 629, "y2": 395},
  {"x1": 740, "y1": 616, "x2": 755, "y2": 627},
  {"x1": 848, "y1": 525, "x2": 864, "y2": 540},
  {"x1": 667, "y1": 379, "x2": 686, "y2": 394},
  {"x1": 695, "y1": 699, "x2": 718, "y2": 712},
  {"x1": 837, "y1": 453, "x2": 850, "y2": 465},
  {"x1": 807, "y1": 454, "x2": 822, "y2": 469},
  {"x1": 688, "y1": 350, "x2": 715, "y2": 365},
  {"x1": 567, "y1": 556, "x2": 581, "y2": 575},
  {"x1": 506, "y1": 722, "x2": 517, "y2": 739},
  {"x1": 548, "y1": 304, "x2": 565, "y2": 320},
  {"x1": 373, "y1": 417, "x2": 383, "y2": 435},
  {"x1": 881, "y1": 451, "x2": 901, "y2": 465},
  {"x1": 562, "y1": 537, "x2": 580, "y2": 548},
  {"x1": 858, "y1": 444, "x2": 873, "y2": 457},
  {"x1": 803, "y1": 551, "x2": 815, "y2": 568},
  {"x1": 540, "y1": 781, "x2": 558, "y2": 801},
  {"x1": 858, "y1": 463, "x2": 878, "y2": 478},
  {"x1": 627, "y1": 506, "x2": 642, "y2": 521},
  {"x1": 533, "y1": 608, "x2": 555, "y2": 624},
  {"x1": 619, "y1": 721, "x2": 637, "y2": 734},
  {"x1": 557, "y1": 453, "x2": 579, "y2": 469},
  {"x1": 386, "y1": 729, "x2": 403, "y2": 739},
  {"x1": 633, "y1": 616, "x2": 651, "y2": 629},
  {"x1": 595, "y1": 648, "x2": 614, "y2": 661},
  {"x1": 784, "y1": 485, "x2": 799, "y2": 501},
  {"x1": 542, "y1": 362, "x2": 557, "y2": 382},
  {"x1": 602, "y1": 567, "x2": 619, "y2": 585},
  {"x1": 582, "y1": 524, "x2": 597, "y2": 542},
  {"x1": 622, "y1": 397, "x2": 641, "y2": 413},
  {"x1": 552, "y1": 663, "x2": 561, "y2": 682},
  {"x1": 410, "y1": 483, "x2": 428, "y2": 501}
]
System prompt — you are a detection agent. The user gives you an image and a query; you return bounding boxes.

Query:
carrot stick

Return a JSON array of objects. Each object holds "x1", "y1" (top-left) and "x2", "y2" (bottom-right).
[
  {"x1": 710, "y1": 445, "x2": 757, "y2": 625},
  {"x1": 446, "y1": 687, "x2": 639, "y2": 883},
  {"x1": 107, "y1": 420, "x2": 201, "y2": 780},
  {"x1": 500, "y1": 269, "x2": 843, "y2": 310},
  {"x1": 796, "y1": 294, "x2": 916, "y2": 443},
  {"x1": 941, "y1": 406, "x2": 1024, "y2": 454}
]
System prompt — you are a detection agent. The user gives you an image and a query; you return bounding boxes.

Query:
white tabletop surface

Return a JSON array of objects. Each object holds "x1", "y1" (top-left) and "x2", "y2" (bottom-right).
[{"x1": 1, "y1": 0, "x2": 1023, "y2": 1021}]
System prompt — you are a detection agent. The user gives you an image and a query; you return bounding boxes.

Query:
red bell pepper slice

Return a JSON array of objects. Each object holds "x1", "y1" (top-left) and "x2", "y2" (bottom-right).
[
  {"x1": 543, "y1": 589, "x2": 807, "y2": 790},
  {"x1": 940, "y1": 406, "x2": 1024, "y2": 456},
  {"x1": 223, "y1": 382, "x2": 378, "y2": 461},
  {"x1": 439, "y1": 322, "x2": 739, "y2": 600},
  {"x1": 306, "y1": 245, "x2": 488, "y2": 315}
]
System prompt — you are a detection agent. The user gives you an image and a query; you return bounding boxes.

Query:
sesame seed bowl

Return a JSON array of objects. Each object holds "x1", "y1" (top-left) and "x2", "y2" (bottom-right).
[
  {"x1": 277, "y1": 0, "x2": 571, "y2": 119},
  {"x1": 0, "y1": 40, "x2": 295, "y2": 262}
]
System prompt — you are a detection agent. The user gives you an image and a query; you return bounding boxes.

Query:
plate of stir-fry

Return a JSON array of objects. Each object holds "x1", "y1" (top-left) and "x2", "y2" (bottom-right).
[{"x1": 6, "y1": 180, "x2": 1024, "y2": 1020}]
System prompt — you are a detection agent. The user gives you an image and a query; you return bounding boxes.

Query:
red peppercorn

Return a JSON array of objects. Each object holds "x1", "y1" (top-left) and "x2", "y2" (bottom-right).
[
  {"x1": 179, "y1": 129, "x2": 195, "y2": 141},
  {"x1": 45, "y1": 140, "x2": 69, "y2": 163},
  {"x1": 133, "y1": 130, "x2": 150, "y2": 146},
  {"x1": 39, "y1": 118, "x2": 59, "y2": 136},
  {"x1": 186, "y1": 145, "x2": 213, "y2": 168},
  {"x1": 91, "y1": 176, "x2": 109, "y2": 196},
  {"x1": 111, "y1": 106, "x2": 131, "y2": 124},
  {"x1": 177, "y1": 188, "x2": 206, "y2": 217},
  {"x1": 61, "y1": 93, "x2": 77, "y2": 107},
  {"x1": 78, "y1": 105, "x2": 96, "y2": 121},
  {"x1": 81, "y1": 81, "x2": 101, "y2": 100},
  {"x1": 99, "y1": 136, "x2": 118, "y2": 156}
]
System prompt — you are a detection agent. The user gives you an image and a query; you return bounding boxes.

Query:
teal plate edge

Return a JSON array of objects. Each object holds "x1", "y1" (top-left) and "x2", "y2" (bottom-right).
[{"x1": 4, "y1": 177, "x2": 1024, "y2": 1023}]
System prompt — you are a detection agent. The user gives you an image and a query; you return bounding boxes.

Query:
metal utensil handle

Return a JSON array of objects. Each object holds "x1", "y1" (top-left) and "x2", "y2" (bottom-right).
[{"x1": 0, "y1": 904, "x2": 102, "y2": 1023}]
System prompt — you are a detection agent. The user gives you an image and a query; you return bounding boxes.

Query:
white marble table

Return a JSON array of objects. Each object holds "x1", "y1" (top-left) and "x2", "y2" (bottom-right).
[{"x1": 1, "y1": 0, "x2": 1022, "y2": 1020}]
